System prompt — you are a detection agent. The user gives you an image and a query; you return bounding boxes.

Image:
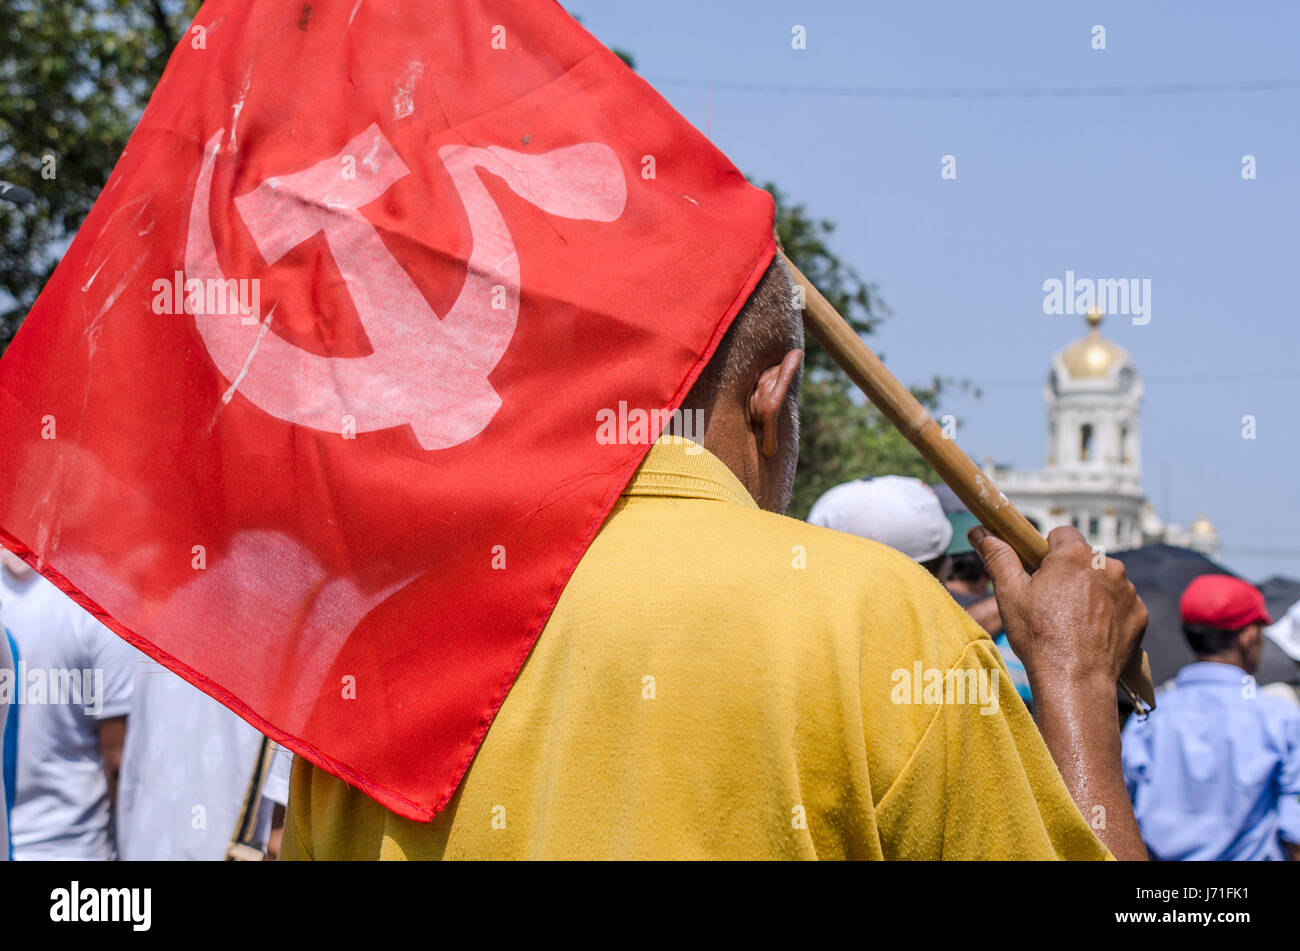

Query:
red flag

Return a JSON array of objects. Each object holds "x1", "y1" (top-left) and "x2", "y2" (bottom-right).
[{"x1": 0, "y1": 0, "x2": 773, "y2": 818}]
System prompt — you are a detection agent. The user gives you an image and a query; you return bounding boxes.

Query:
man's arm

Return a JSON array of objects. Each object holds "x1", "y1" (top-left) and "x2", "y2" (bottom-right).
[
  {"x1": 265, "y1": 803, "x2": 286, "y2": 860},
  {"x1": 81, "y1": 615, "x2": 137, "y2": 851},
  {"x1": 971, "y1": 525, "x2": 1149, "y2": 861},
  {"x1": 97, "y1": 715, "x2": 127, "y2": 818},
  {"x1": 1029, "y1": 672, "x2": 1147, "y2": 860}
]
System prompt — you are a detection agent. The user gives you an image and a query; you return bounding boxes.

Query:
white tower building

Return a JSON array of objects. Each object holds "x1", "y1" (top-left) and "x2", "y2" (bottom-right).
[{"x1": 985, "y1": 311, "x2": 1217, "y2": 556}]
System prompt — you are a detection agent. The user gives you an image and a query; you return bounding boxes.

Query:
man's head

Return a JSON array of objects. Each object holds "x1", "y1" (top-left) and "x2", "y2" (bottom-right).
[
  {"x1": 1179, "y1": 574, "x2": 1273, "y2": 674},
  {"x1": 932, "y1": 485, "x2": 988, "y2": 594},
  {"x1": 680, "y1": 256, "x2": 804, "y2": 513},
  {"x1": 944, "y1": 551, "x2": 990, "y2": 593}
]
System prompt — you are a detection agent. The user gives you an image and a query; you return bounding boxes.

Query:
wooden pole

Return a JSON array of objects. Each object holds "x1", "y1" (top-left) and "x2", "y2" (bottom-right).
[{"x1": 781, "y1": 251, "x2": 1155, "y2": 713}]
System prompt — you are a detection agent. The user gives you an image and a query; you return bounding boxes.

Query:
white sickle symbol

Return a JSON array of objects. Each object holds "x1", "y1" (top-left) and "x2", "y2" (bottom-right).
[{"x1": 186, "y1": 125, "x2": 627, "y2": 449}]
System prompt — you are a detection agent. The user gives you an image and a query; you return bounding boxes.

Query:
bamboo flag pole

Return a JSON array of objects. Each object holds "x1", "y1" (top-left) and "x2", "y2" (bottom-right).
[{"x1": 780, "y1": 251, "x2": 1156, "y2": 714}]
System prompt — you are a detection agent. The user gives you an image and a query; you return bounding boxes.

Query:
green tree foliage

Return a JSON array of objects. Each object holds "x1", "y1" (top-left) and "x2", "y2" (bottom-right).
[
  {"x1": 0, "y1": 0, "x2": 201, "y2": 346},
  {"x1": 768, "y1": 181, "x2": 945, "y2": 518}
]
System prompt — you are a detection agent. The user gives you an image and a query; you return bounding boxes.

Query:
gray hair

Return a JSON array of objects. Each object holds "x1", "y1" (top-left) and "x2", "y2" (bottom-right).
[{"x1": 683, "y1": 256, "x2": 803, "y2": 410}]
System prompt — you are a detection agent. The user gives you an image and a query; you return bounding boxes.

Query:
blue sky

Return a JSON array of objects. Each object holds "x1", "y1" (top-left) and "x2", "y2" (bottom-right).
[{"x1": 575, "y1": 1, "x2": 1300, "y2": 583}]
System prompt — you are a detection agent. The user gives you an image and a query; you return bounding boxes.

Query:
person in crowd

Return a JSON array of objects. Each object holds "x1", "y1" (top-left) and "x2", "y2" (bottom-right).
[
  {"x1": 808, "y1": 475, "x2": 952, "y2": 577},
  {"x1": 1122, "y1": 574, "x2": 1300, "y2": 860},
  {"x1": 0, "y1": 548, "x2": 135, "y2": 859},
  {"x1": 116, "y1": 658, "x2": 291, "y2": 861}
]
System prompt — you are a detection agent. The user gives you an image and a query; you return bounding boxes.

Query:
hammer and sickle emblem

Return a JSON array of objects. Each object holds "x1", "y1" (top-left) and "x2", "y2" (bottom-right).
[{"x1": 186, "y1": 125, "x2": 628, "y2": 449}]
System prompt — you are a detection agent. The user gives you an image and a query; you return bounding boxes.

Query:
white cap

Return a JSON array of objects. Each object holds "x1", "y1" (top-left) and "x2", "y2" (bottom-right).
[{"x1": 807, "y1": 475, "x2": 953, "y2": 563}]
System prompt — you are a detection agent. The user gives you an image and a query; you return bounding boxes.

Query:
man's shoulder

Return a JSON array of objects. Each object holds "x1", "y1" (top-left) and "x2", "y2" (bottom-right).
[
  {"x1": 1149, "y1": 677, "x2": 1300, "y2": 723},
  {"x1": 1, "y1": 574, "x2": 75, "y2": 644},
  {"x1": 585, "y1": 493, "x2": 988, "y2": 665},
  {"x1": 615, "y1": 489, "x2": 936, "y2": 575},
  {"x1": 1255, "y1": 689, "x2": 1300, "y2": 730}
]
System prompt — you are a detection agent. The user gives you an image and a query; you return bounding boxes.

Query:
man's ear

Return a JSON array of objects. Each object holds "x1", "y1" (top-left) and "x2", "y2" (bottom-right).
[
  {"x1": 1239, "y1": 624, "x2": 1263, "y2": 654},
  {"x1": 748, "y1": 349, "x2": 804, "y2": 456}
]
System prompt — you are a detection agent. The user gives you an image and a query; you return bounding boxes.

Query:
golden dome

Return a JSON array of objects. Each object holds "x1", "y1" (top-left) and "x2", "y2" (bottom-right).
[
  {"x1": 1189, "y1": 513, "x2": 1217, "y2": 536},
  {"x1": 1061, "y1": 309, "x2": 1125, "y2": 379}
]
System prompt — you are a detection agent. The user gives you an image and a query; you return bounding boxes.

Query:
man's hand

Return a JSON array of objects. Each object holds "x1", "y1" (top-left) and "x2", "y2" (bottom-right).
[
  {"x1": 971, "y1": 525, "x2": 1149, "y2": 861},
  {"x1": 974, "y1": 525, "x2": 1147, "y2": 690}
]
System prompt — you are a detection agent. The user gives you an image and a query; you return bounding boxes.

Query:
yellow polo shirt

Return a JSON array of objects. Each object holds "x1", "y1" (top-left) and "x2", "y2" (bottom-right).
[{"x1": 284, "y1": 438, "x2": 1110, "y2": 859}]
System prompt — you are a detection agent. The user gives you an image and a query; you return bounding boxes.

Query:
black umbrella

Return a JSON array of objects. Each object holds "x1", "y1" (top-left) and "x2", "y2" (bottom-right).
[
  {"x1": 1259, "y1": 576, "x2": 1300, "y2": 629},
  {"x1": 1112, "y1": 544, "x2": 1300, "y2": 686}
]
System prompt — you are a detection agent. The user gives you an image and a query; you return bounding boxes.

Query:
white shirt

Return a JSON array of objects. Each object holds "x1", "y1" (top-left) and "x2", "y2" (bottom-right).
[
  {"x1": 0, "y1": 566, "x2": 135, "y2": 860},
  {"x1": 116, "y1": 658, "x2": 291, "y2": 860}
]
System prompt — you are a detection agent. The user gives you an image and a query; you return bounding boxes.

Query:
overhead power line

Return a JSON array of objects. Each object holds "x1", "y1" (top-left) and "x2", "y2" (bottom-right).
[
  {"x1": 649, "y1": 75, "x2": 1300, "y2": 100},
  {"x1": 971, "y1": 370, "x2": 1300, "y2": 388},
  {"x1": 1219, "y1": 545, "x2": 1300, "y2": 560}
]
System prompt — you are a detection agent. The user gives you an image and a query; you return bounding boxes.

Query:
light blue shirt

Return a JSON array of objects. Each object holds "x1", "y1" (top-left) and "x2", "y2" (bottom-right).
[{"x1": 1122, "y1": 662, "x2": 1300, "y2": 861}]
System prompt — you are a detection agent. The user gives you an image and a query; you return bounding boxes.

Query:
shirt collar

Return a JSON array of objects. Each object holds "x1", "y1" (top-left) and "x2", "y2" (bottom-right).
[
  {"x1": 621, "y1": 437, "x2": 758, "y2": 510},
  {"x1": 1175, "y1": 661, "x2": 1249, "y2": 687}
]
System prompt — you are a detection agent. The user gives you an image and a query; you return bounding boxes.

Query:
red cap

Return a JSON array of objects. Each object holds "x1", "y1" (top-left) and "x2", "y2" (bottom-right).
[{"x1": 1180, "y1": 575, "x2": 1272, "y2": 630}]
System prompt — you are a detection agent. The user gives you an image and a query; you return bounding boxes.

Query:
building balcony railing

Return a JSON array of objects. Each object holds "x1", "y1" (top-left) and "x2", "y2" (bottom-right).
[{"x1": 988, "y1": 466, "x2": 1143, "y2": 496}]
